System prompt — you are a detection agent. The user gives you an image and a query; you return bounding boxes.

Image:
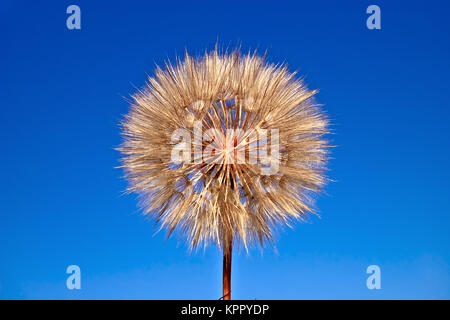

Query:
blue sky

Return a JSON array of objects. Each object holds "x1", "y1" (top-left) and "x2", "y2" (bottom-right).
[{"x1": 1, "y1": 0, "x2": 449, "y2": 299}]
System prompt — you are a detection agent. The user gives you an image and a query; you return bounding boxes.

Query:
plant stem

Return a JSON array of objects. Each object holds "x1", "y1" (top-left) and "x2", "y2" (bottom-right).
[{"x1": 222, "y1": 241, "x2": 232, "y2": 300}]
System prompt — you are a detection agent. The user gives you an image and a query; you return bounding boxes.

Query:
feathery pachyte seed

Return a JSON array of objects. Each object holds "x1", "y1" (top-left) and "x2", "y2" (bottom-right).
[{"x1": 119, "y1": 49, "x2": 329, "y2": 255}]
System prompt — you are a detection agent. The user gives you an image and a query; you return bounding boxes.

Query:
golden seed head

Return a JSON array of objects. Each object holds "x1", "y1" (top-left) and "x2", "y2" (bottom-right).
[{"x1": 119, "y1": 48, "x2": 329, "y2": 253}]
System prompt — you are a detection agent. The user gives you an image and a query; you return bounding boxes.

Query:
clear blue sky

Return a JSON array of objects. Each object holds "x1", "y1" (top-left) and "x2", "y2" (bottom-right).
[{"x1": 1, "y1": 0, "x2": 449, "y2": 299}]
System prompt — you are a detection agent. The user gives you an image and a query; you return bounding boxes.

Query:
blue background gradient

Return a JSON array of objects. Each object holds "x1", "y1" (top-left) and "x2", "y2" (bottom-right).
[{"x1": 1, "y1": 0, "x2": 449, "y2": 299}]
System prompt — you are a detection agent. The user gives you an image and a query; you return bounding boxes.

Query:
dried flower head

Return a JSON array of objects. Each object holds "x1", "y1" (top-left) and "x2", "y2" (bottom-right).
[{"x1": 119, "y1": 48, "x2": 329, "y2": 254}]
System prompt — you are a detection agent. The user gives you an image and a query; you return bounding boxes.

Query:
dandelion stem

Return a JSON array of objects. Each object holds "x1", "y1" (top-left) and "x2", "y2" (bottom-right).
[{"x1": 222, "y1": 240, "x2": 232, "y2": 300}]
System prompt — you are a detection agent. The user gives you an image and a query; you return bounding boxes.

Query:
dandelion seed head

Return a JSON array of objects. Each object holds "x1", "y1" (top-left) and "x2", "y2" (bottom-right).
[{"x1": 119, "y1": 48, "x2": 329, "y2": 253}]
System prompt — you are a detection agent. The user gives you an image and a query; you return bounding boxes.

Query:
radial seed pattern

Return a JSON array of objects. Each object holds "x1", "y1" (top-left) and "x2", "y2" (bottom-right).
[{"x1": 119, "y1": 49, "x2": 329, "y2": 253}]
